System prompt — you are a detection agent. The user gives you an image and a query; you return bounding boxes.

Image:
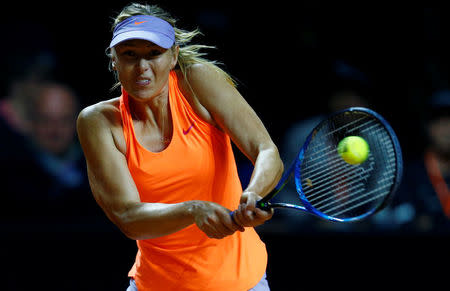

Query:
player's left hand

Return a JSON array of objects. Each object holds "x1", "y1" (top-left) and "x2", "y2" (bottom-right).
[{"x1": 232, "y1": 191, "x2": 273, "y2": 228}]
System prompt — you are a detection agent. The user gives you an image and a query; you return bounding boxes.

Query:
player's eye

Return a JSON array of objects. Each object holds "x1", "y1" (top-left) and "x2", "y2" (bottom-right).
[
  {"x1": 122, "y1": 50, "x2": 137, "y2": 57},
  {"x1": 147, "y1": 49, "x2": 163, "y2": 58}
]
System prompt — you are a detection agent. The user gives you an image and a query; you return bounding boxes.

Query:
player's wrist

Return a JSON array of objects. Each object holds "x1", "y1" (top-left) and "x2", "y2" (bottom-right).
[
  {"x1": 184, "y1": 200, "x2": 202, "y2": 220},
  {"x1": 241, "y1": 190, "x2": 261, "y2": 200},
  {"x1": 184, "y1": 200, "x2": 212, "y2": 221}
]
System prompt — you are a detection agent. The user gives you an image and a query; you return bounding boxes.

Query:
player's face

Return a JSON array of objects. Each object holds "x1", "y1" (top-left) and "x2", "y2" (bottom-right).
[{"x1": 113, "y1": 39, "x2": 178, "y2": 101}]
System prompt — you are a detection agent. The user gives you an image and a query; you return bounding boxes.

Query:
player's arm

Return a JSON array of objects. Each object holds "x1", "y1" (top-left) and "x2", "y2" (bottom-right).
[
  {"x1": 185, "y1": 64, "x2": 284, "y2": 227},
  {"x1": 76, "y1": 104, "x2": 241, "y2": 239}
]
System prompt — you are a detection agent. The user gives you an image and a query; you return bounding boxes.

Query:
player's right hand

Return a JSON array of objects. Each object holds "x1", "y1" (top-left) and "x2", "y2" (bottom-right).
[{"x1": 191, "y1": 201, "x2": 244, "y2": 239}]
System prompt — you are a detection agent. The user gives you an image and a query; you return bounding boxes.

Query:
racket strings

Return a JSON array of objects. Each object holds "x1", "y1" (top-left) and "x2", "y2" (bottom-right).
[
  {"x1": 322, "y1": 116, "x2": 369, "y2": 137},
  {"x1": 304, "y1": 165, "x2": 372, "y2": 203},
  {"x1": 327, "y1": 183, "x2": 394, "y2": 217},
  {"x1": 326, "y1": 136, "x2": 397, "y2": 217},
  {"x1": 299, "y1": 113, "x2": 398, "y2": 219},
  {"x1": 302, "y1": 154, "x2": 373, "y2": 198},
  {"x1": 319, "y1": 166, "x2": 396, "y2": 214}
]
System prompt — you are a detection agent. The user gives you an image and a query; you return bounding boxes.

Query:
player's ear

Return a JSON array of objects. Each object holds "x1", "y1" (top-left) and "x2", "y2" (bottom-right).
[
  {"x1": 111, "y1": 53, "x2": 118, "y2": 70},
  {"x1": 106, "y1": 47, "x2": 118, "y2": 71},
  {"x1": 170, "y1": 45, "x2": 179, "y2": 70}
]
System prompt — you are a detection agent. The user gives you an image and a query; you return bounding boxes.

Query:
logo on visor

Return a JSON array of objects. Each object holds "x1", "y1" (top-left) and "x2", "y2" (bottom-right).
[{"x1": 134, "y1": 21, "x2": 148, "y2": 25}]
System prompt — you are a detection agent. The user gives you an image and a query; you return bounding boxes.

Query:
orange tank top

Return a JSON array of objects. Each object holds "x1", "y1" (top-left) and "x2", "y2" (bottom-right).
[{"x1": 120, "y1": 70, "x2": 267, "y2": 291}]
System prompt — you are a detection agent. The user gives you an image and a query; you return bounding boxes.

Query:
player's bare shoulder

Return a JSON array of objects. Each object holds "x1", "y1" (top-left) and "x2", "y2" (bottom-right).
[
  {"x1": 77, "y1": 98, "x2": 121, "y2": 128},
  {"x1": 77, "y1": 97, "x2": 126, "y2": 154}
]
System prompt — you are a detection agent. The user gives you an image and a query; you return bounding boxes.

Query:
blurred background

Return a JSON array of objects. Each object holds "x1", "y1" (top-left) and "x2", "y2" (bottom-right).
[{"x1": 1, "y1": 1, "x2": 450, "y2": 290}]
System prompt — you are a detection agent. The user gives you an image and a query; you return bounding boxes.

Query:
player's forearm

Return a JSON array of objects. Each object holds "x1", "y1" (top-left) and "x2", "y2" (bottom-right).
[
  {"x1": 113, "y1": 201, "x2": 198, "y2": 240},
  {"x1": 244, "y1": 145, "x2": 284, "y2": 198}
]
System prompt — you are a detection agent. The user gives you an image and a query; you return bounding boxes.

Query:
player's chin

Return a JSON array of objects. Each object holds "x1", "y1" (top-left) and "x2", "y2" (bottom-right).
[{"x1": 127, "y1": 86, "x2": 156, "y2": 100}]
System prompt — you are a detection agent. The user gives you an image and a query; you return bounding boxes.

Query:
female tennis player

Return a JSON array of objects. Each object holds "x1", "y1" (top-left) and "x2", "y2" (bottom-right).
[{"x1": 77, "y1": 3, "x2": 283, "y2": 290}]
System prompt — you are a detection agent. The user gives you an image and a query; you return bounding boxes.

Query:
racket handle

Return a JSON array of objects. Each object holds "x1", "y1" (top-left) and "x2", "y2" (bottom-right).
[
  {"x1": 256, "y1": 200, "x2": 271, "y2": 211},
  {"x1": 256, "y1": 188, "x2": 277, "y2": 210}
]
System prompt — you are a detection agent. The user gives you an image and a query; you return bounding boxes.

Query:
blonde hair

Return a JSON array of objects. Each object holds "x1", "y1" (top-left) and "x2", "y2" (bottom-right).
[{"x1": 107, "y1": 2, "x2": 236, "y2": 89}]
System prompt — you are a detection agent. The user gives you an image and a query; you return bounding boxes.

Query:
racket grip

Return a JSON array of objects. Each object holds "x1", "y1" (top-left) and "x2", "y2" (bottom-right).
[
  {"x1": 256, "y1": 188, "x2": 277, "y2": 210},
  {"x1": 256, "y1": 199, "x2": 271, "y2": 211}
]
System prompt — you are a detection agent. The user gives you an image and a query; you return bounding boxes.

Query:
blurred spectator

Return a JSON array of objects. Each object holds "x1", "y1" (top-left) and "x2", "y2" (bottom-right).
[
  {"x1": 372, "y1": 90, "x2": 450, "y2": 233},
  {"x1": 0, "y1": 52, "x2": 55, "y2": 158},
  {"x1": 1, "y1": 52, "x2": 53, "y2": 220},
  {"x1": 3, "y1": 81, "x2": 93, "y2": 224},
  {"x1": 27, "y1": 82, "x2": 84, "y2": 191}
]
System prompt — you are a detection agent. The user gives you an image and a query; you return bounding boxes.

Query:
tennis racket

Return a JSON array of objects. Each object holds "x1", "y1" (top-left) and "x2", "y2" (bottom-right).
[{"x1": 236, "y1": 107, "x2": 403, "y2": 223}]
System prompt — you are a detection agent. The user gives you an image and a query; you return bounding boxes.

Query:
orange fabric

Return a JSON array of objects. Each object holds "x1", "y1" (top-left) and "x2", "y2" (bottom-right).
[{"x1": 120, "y1": 70, "x2": 267, "y2": 291}]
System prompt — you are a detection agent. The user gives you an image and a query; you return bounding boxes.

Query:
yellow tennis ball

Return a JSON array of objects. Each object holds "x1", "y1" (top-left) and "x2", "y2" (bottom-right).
[{"x1": 337, "y1": 136, "x2": 370, "y2": 165}]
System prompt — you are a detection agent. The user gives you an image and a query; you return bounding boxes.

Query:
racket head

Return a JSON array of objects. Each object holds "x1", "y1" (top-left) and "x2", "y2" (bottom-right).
[{"x1": 294, "y1": 107, "x2": 403, "y2": 222}]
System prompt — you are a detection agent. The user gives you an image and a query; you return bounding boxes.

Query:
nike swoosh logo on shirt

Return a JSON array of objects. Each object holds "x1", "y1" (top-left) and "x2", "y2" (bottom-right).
[
  {"x1": 134, "y1": 21, "x2": 148, "y2": 25},
  {"x1": 183, "y1": 124, "x2": 194, "y2": 135}
]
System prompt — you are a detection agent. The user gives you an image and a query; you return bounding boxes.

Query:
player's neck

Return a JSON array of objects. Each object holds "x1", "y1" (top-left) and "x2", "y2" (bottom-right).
[{"x1": 130, "y1": 91, "x2": 169, "y2": 123}]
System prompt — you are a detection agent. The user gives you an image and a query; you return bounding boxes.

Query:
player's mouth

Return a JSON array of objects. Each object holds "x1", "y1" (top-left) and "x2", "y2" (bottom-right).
[{"x1": 136, "y1": 78, "x2": 151, "y2": 86}]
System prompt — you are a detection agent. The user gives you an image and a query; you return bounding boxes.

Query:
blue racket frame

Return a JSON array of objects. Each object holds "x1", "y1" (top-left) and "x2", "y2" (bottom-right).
[{"x1": 257, "y1": 107, "x2": 403, "y2": 222}]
